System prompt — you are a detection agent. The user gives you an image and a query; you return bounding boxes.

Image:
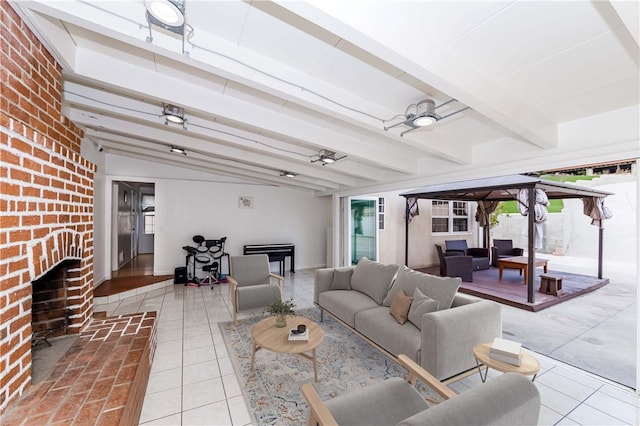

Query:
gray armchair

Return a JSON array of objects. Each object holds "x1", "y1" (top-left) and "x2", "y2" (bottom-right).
[
  {"x1": 301, "y1": 354, "x2": 540, "y2": 426},
  {"x1": 492, "y1": 239, "x2": 524, "y2": 267},
  {"x1": 444, "y1": 240, "x2": 490, "y2": 271},
  {"x1": 228, "y1": 254, "x2": 283, "y2": 325},
  {"x1": 435, "y1": 244, "x2": 473, "y2": 282}
]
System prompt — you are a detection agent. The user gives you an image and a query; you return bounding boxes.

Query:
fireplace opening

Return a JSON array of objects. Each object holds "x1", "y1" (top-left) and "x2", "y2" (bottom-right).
[
  {"x1": 31, "y1": 259, "x2": 80, "y2": 346},
  {"x1": 30, "y1": 259, "x2": 82, "y2": 384}
]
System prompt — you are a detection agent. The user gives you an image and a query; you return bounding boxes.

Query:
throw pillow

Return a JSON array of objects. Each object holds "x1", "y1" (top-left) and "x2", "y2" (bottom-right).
[
  {"x1": 350, "y1": 257, "x2": 400, "y2": 305},
  {"x1": 331, "y1": 268, "x2": 353, "y2": 290},
  {"x1": 383, "y1": 266, "x2": 460, "y2": 310},
  {"x1": 408, "y1": 288, "x2": 439, "y2": 328},
  {"x1": 389, "y1": 289, "x2": 413, "y2": 325}
]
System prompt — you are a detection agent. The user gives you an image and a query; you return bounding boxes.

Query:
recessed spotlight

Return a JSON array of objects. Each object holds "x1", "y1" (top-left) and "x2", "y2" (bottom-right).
[
  {"x1": 162, "y1": 104, "x2": 184, "y2": 125},
  {"x1": 169, "y1": 146, "x2": 186, "y2": 155},
  {"x1": 145, "y1": 0, "x2": 184, "y2": 27},
  {"x1": 280, "y1": 171, "x2": 297, "y2": 178}
]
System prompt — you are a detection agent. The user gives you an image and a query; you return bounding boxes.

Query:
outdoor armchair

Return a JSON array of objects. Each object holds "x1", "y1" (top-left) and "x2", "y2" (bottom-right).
[
  {"x1": 444, "y1": 240, "x2": 490, "y2": 270},
  {"x1": 491, "y1": 239, "x2": 524, "y2": 267},
  {"x1": 228, "y1": 254, "x2": 283, "y2": 325},
  {"x1": 435, "y1": 244, "x2": 473, "y2": 282},
  {"x1": 301, "y1": 354, "x2": 540, "y2": 426}
]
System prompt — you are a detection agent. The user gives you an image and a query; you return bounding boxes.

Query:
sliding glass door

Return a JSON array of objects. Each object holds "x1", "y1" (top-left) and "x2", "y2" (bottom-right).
[{"x1": 349, "y1": 198, "x2": 378, "y2": 265}]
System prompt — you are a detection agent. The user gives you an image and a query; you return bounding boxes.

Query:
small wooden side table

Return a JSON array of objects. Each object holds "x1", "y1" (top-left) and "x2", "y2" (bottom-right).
[
  {"x1": 472, "y1": 342, "x2": 540, "y2": 382},
  {"x1": 251, "y1": 315, "x2": 324, "y2": 382}
]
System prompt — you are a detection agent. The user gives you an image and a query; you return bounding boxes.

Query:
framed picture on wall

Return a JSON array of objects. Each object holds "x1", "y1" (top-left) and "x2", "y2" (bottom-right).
[{"x1": 239, "y1": 196, "x2": 254, "y2": 209}]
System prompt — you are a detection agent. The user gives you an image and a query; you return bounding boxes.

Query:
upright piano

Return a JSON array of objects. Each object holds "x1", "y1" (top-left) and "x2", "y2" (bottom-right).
[{"x1": 243, "y1": 243, "x2": 295, "y2": 275}]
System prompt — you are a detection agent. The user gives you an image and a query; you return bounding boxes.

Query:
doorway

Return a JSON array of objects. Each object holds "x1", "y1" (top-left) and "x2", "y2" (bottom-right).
[
  {"x1": 111, "y1": 181, "x2": 155, "y2": 275},
  {"x1": 349, "y1": 198, "x2": 378, "y2": 265}
]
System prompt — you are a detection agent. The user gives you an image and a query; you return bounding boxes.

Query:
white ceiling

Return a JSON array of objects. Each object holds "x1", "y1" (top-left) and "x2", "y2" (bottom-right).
[{"x1": 11, "y1": 0, "x2": 639, "y2": 196}]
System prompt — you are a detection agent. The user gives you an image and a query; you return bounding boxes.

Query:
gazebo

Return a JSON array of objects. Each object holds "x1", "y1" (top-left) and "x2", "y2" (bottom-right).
[{"x1": 401, "y1": 175, "x2": 612, "y2": 303}]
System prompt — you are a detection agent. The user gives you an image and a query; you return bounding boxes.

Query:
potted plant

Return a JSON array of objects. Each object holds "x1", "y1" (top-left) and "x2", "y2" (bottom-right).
[{"x1": 265, "y1": 298, "x2": 296, "y2": 327}]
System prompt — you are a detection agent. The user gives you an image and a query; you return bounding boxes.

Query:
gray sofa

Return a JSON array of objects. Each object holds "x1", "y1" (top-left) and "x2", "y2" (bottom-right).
[{"x1": 315, "y1": 258, "x2": 502, "y2": 380}]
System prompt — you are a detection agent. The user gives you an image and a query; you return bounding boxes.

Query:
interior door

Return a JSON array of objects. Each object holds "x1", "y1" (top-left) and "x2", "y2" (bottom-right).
[{"x1": 349, "y1": 198, "x2": 378, "y2": 265}]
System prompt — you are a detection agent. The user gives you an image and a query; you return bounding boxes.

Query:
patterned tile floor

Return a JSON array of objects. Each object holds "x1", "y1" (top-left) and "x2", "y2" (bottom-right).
[{"x1": 94, "y1": 269, "x2": 638, "y2": 425}]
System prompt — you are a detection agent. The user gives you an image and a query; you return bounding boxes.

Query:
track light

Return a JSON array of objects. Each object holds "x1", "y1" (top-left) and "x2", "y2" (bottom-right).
[
  {"x1": 169, "y1": 146, "x2": 187, "y2": 155},
  {"x1": 384, "y1": 98, "x2": 470, "y2": 137},
  {"x1": 162, "y1": 104, "x2": 185, "y2": 125},
  {"x1": 311, "y1": 149, "x2": 346, "y2": 165},
  {"x1": 280, "y1": 171, "x2": 297, "y2": 178},
  {"x1": 145, "y1": 0, "x2": 185, "y2": 34}
]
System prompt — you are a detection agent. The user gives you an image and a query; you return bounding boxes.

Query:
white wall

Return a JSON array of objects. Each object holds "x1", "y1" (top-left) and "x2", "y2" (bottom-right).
[
  {"x1": 155, "y1": 179, "x2": 331, "y2": 275},
  {"x1": 94, "y1": 154, "x2": 331, "y2": 280}
]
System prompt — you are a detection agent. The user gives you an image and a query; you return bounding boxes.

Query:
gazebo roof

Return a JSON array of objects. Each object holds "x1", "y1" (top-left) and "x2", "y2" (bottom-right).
[{"x1": 401, "y1": 175, "x2": 611, "y2": 201}]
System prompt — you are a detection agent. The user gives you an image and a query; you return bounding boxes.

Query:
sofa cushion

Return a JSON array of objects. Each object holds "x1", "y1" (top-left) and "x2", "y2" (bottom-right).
[
  {"x1": 355, "y1": 307, "x2": 421, "y2": 363},
  {"x1": 408, "y1": 288, "x2": 439, "y2": 328},
  {"x1": 389, "y1": 289, "x2": 413, "y2": 324},
  {"x1": 383, "y1": 266, "x2": 460, "y2": 310},
  {"x1": 331, "y1": 268, "x2": 353, "y2": 290},
  {"x1": 325, "y1": 377, "x2": 429, "y2": 426},
  {"x1": 319, "y1": 290, "x2": 380, "y2": 328},
  {"x1": 350, "y1": 258, "x2": 399, "y2": 305}
]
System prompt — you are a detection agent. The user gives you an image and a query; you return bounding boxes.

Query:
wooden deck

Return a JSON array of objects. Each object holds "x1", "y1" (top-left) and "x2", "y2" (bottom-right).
[{"x1": 416, "y1": 265, "x2": 608, "y2": 312}]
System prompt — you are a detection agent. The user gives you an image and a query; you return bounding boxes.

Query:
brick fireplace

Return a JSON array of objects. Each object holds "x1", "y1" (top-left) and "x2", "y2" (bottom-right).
[{"x1": 0, "y1": 2, "x2": 96, "y2": 414}]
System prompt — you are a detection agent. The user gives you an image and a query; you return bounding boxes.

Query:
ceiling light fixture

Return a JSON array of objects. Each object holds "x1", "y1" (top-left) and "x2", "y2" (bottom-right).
[
  {"x1": 145, "y1": 0, "x2": 185, "y2": 33},
  {"x1": 384, "y1": 98, "x2": 470, "y2": 137},
  {"x1": 311, "y1": 149, "x2": 346, "y2": 165},
  {"x1": 162, "y1": 104, "x2": 185, "y2": 125},
  {"x1": 280, "y1": 171, "x2": 297, "y2": 178},
  {"x1": 169, "y1": 146, "x2": 187, "y2": 155}
]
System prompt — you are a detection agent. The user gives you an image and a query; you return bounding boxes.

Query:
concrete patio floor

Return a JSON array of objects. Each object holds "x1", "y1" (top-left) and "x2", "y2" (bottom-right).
[{"x1": 502, "y1": 254, "x2": 636, "y2": 389}]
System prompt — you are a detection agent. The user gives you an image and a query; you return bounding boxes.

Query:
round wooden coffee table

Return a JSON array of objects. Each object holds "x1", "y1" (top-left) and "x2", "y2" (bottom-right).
[
  {"x1": 472, "y1": 342, "x2": 540, "y2": 382},
  {"x1": 250, "y1": 315, "x2": 324, "y2": 382}
]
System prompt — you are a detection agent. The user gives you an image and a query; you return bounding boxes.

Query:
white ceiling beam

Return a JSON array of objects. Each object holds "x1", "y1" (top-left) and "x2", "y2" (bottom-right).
[
  {"x1": 72, "y1": 48, "x2": 418, "y2": 175},
  {"x1": 15, "y1": 0, "x2": 470, "y2": 165},
  {"x1": 67, "y1": 105, "x2": 361, "y2": 189},
  {"x1": 609, "y1": 0, "x2": 640, "y2": 47},
  {"x1": 86, "y1": 132, "x2": 332, "y2": 192},
  {"x1": 10, "y1": 1, "x2": 77, "y2": 70},
  {"x1": 276, "y1": 1, "x2": 559, "y2": 151}
]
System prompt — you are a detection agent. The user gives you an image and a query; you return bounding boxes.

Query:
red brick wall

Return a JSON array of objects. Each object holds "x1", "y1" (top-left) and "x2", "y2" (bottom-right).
[{"x1": 0, "y1": 2, "x2": 96, "y2": 413}]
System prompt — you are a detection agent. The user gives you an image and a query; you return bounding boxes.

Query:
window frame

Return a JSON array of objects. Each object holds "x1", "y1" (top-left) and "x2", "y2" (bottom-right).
[{"x1": 431, "y1": 200, "x2": 470, "y2": 235}]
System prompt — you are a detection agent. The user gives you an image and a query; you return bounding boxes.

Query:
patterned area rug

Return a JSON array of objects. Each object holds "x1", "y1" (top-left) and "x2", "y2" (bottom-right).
[{"x1": 219, "y1": 307, "x2": 443, "y2": 425}]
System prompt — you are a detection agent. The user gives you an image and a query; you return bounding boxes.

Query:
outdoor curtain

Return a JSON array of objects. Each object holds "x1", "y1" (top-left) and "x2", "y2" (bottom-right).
[
  {"x1": 582, "y1": 197, "x2": 613, "y2": 228},
  {"x1": 406, "y1": 197, "x2": 420, "y2": 223},
  {"x1": 475, "y1": 200, "x2": 500, "y2": 227},
  {"x1": 517, "y1": 188, "x2": 549, "y2": 249}
]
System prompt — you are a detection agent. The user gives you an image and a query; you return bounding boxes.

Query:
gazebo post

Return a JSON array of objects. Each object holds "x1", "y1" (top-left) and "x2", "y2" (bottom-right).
[
  {"x1": 404, "y1": 198, "x2": 409, "y2": 266},
  {"x1": 598, "y1": 228, "x2": 604, "y2": 279},
  {"x1": 527, "y1": 187, "x2": 536, "y2": 303}
]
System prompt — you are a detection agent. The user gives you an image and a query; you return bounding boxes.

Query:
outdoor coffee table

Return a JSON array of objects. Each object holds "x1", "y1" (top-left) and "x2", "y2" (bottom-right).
[
  {"x1": 250, "y1": 315, "x2": 324, "y2": 382},
  {"x1": 498, "y1": 256, "x2": 548, "y2": 285},
  {"x1": 472, "y1": 342, "x2": 540, "y2": 383}
]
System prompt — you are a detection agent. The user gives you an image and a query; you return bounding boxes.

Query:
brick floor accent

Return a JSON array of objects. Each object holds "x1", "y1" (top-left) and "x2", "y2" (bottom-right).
[{"x1": 0, "y1": 312, "x2": 157, "y2": 425}]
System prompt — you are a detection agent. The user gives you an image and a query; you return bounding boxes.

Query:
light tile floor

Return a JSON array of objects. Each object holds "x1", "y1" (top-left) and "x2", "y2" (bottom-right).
[{"x1": 97, "y1": 269, "x2": 639, "y2": 425}]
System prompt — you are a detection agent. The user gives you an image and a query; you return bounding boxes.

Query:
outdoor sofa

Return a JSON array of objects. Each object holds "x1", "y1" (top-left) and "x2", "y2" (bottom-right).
[{"x1": 314, "y1": 258, "x2": 502, "y2": 380}]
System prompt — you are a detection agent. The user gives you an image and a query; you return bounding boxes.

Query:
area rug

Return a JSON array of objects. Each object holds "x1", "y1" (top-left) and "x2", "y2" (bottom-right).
[{"x1": 219, "y1": 307, "x2": 443, "y2": 425}]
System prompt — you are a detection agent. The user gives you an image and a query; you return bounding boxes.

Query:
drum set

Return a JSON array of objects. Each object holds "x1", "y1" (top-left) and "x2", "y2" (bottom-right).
[{"x1": 181, "y1": 235, "x2": 227, "y2": 286}]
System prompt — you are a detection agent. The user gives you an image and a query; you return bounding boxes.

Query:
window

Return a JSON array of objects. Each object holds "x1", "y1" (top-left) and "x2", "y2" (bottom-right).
[
  {"x1": 144, "y1": 214, "x2": 155, "y2": 234},
  {"x1": 142, "y1": 194, "x2": 155, "y2": 235},
  {"x1": 431, "y1": 200, "x2": 469, "y2": 233},
  {"x1": 378, "y1": 197, "x2": 385, "y2": 230}
]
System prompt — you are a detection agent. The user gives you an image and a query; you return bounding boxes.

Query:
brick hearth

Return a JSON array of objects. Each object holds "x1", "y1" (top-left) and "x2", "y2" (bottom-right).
[{"x1": 0, "y1": 312, "x2": 157, "y2": 425}]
